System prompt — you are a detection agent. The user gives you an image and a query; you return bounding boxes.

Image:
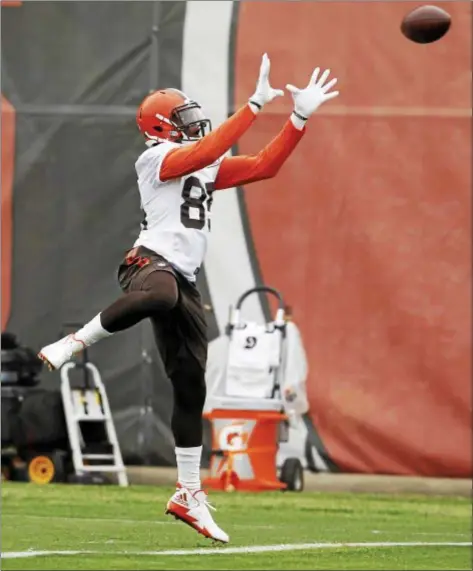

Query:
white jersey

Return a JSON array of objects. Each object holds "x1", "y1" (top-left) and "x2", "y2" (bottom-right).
[{"x1": 133, "y1": 141, "x2": 221, "y2": 282}]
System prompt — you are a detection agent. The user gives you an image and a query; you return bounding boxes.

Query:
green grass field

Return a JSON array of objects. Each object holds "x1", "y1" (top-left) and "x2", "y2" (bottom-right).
[{"x1": 1, "y1": 482, "x2": 471, "y2": 570}]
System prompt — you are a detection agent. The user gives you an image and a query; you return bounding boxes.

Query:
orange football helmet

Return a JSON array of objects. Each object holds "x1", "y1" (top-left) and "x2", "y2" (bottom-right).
[{"x1": 136, "y1": 88, "x2": 211, "y2": 143}]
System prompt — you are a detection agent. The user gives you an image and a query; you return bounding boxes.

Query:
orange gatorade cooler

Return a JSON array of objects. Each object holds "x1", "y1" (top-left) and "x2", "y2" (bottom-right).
[{"x1": 203, "y1": 403, "x2": 288, "y2": 492}]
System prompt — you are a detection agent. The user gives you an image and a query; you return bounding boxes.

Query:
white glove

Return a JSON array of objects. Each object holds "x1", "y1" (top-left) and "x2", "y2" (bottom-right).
[
  {"x1": 286, "y1": 68, "x2": 339, "y2": 120},
  {"x1": 249, "y1": 53, "x2": 284, "y2": 110}
]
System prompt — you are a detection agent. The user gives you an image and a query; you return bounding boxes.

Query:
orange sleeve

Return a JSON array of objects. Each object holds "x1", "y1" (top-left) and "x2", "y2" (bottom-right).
[
  {"x1": 160, "y1": 104, "x2": 257, "y2": 182},
  {"x1": 214, "y1": 119, "x2": 305, "y2": 190}
]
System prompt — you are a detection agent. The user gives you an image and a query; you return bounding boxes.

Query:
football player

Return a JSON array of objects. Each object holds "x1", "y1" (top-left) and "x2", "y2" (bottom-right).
[{"x1": 38, "y1": 54, "x2": 339, "y2": 544}]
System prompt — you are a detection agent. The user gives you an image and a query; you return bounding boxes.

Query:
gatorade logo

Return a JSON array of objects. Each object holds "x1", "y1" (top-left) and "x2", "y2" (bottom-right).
[{"x1": 218, "y1": 422, "x2": 250, "y2": 452}]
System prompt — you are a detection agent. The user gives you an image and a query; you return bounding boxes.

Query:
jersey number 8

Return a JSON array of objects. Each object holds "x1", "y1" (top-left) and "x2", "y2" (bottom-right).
[{"x1": 180, "y1": 176, "x2": 215, "y2": 231}]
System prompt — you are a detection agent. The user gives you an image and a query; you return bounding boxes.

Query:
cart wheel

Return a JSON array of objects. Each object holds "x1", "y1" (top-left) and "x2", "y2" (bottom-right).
[
  {"x1": 280, "y1": 458, "x2": 304, "y2": 492},
  {"x1": 27, "y1": 451, "x2": 66, "y2": 485}
]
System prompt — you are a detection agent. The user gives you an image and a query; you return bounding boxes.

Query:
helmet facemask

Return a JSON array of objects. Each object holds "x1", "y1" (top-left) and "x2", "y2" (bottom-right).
[{"x1": 170, "y1": 100, "x2": 212, "y2": 141}]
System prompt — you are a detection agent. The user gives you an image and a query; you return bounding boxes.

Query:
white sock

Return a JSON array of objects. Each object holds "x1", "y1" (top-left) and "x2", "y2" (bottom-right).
[
  {"x1": 175, "y1": 446, "x2": 202, "y2": 492},
  {"x1": 74, "y1": 314, "x2": 113, "y2": 347}
]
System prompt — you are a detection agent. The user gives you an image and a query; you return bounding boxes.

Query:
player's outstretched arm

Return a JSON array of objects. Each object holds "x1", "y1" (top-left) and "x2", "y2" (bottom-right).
[
  {"x1": 214, "y1": 67, "x2": 339, "y2": 190},
  {"x1": 160, "y1": 54, "x2": 283, "y2": 182}
]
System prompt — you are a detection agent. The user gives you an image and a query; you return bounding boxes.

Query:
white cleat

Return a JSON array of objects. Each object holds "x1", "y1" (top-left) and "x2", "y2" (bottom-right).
[
  {"x1": 165, "y1": 486, "x2": 229, "y2": 544},
  {"x1": 37, "y1": 334, "x2": 86, "y2": 371}
]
